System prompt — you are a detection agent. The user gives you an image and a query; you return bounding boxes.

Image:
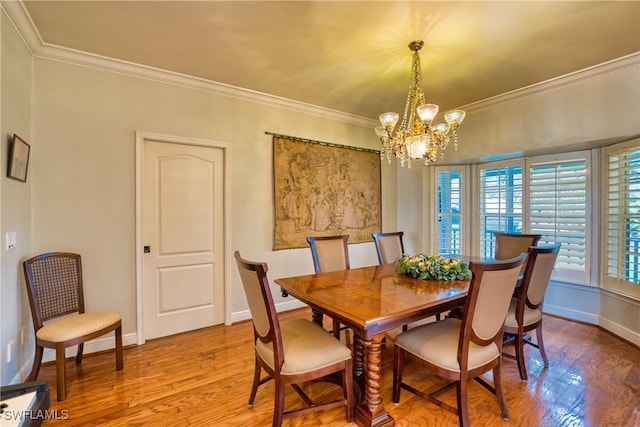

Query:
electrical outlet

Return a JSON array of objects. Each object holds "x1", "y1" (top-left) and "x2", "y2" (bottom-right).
[
  {"x1": 7, "y1": 340, "x2": 15, "y2": 363},
  {"x1": 5, "y1": 232, "x2": 16, "y2": 250}
]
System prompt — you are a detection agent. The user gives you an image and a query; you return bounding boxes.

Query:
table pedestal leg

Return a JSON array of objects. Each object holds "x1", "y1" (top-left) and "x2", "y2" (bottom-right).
[
  {"x1": 353, "y1": 334, "x2": 365, "y2": 380},
  {"x1": 355, "y1": 334, "x2": 395, "y2": 427}
]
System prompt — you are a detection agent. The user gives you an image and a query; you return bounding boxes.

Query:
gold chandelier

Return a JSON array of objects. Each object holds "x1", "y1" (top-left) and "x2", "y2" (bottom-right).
[{"x1": 375, "y1": 40, "x2": 466, "y2": 167}]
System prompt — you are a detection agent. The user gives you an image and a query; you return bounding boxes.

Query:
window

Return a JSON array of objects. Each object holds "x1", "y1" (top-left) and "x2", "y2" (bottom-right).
[
  {"x1": 603, "y1": 140, "x2": 640, "y2": 298},
  {"x1": 478, "y1": 163, "x2": 524, "y2": 257},
  {"x1": 436, "y1": 169, "x2": 463, "y2": 256},
  {"x1": 529, "y1": 153, "x2": 590, "y2": 284}
]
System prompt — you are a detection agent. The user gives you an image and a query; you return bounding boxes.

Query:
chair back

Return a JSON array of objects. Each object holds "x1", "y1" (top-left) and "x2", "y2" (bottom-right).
[
  {"x1": 234, "y1": 251, "x2": 284, "y2": 367},
  {"x1": 460, "y1": 255, "x2": 526, "y2": 359},
  {"x1": 493, "y1": 232, "x2": 542, "y2": 260},
  {"x1": 520, "y1": 244, "x2": 561, "y2": 309},
  {"x1": 372, "y1": 231, "x2": 405, "y2": 265},
  {"x1": 306, "y1": 235, "x2": 350, "y2": 273},
  {"x1": 23, "y1": 252, "x2": 86, "y2": 330}
]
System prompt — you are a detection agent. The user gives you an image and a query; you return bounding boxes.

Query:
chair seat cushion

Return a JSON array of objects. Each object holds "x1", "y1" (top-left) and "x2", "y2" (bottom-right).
[
  {"x1": 256, "y1": 318, "x2": 351, "y2": 375},
  {"x1": 394, "y1": 318, "x2": 499, "y2": 372},
  {"x1": 504, "y1": 298, "x2": 542, "y2": 328},
  {"x1": 37, "y1": 312, "x2": 121, "y2": 342}
]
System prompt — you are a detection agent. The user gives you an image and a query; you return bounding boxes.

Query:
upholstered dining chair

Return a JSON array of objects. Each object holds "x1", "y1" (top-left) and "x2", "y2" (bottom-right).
[
  {"x1": 392, "y1": 254, "x2": 527, "y2": 427},
  {"x1": 23, "y1": 252, "x2": 123, "y2": 401},
  {"x1": 373, "y1": 231, "x2": 440, "y2": 325},
  {"x1": 503, "y1": 243, "x2": 561, "y2": 380},
  {"x1": 494, "y1": 232, "x2": 542, "y2": 278},
  {"x1": 493, "y1": 231, "x2": 542, "y2": 260},
  {"x1": 234, "y1": 251, "x2": 354, "y2": 426},
  {"x1": 306, "y1": 235, "x2": 350, "y2": 338},
  {"x1": 372, "y1": 231, "x2": 405, "y2": 265}
]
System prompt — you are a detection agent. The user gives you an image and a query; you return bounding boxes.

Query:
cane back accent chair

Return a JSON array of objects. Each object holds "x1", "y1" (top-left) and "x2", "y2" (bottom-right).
[
  {"x1": 392, "y1": 254, "x2": 527, "y2": 427},
  {"x1": 23, "y1": 252, "x2": 123, "y2": 401},
  {"x1": 234, "y1": 251, "x2": 353, "y2": 426},
  {"x1": 503, "y1": 244, "x2": 561, "y2": 380}
]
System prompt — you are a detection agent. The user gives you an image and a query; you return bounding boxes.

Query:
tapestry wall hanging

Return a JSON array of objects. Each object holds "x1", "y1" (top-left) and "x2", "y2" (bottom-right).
[{"x1": 272, "y1": 134, "x2": 381, "y2": 250}]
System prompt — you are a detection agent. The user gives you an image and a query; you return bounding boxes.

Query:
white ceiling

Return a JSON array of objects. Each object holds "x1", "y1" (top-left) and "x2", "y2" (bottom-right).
[{"x1": 18, "y1": 1, "x2": 640, "y2": 120}]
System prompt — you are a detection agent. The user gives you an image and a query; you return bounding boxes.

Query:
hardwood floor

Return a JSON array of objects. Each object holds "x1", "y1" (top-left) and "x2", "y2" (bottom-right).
[{"x1": 36, "y1": 308, "x2": 639, "y2": 426}]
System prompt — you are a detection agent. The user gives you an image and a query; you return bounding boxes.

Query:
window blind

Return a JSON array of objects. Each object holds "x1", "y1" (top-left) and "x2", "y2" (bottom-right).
[
  {"x1": 529, "y1": 159, "x2": 588, "y2": 279},
  {"x1": 479, "y1": 165, "x2": 523, "y2": 257},
  {"x1": 437, "y1": 170, "x2": 463, "y2": 256},
  {"x1": 606, "y1": 146, "x2": 640, "y2": 285}
]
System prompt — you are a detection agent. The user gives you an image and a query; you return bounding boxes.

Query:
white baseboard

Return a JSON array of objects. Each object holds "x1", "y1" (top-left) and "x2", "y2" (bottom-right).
[
  {"x1": 545, "y1": 304, "x2": 640, "y2": 346},
  {"x1": 230, "y1": 298, "x2": 307, "y2": 324},
  {"x1": 35, "y1": 300, "x2": 636, "y2": 368},
  {"x1": 599, "y1": 317, "x2": 640, "y2": 346},
  {"x1": 35, "y1": 299, "x2": 305, "y2": 365},
  {"x1": 544, "y1": 304, "x2": 600, "y2": 324},
  {"x1": 42, "y1": 332, "x2": 138, "y2": 363}
]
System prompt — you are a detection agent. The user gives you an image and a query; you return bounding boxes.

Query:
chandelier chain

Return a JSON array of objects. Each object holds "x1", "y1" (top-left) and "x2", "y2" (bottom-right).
[{"x1": 375, "y1": 40, "x2": 466, "y2": 167}]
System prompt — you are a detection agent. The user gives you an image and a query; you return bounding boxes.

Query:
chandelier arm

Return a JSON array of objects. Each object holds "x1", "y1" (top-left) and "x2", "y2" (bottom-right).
[{"x1": 375, "y1": 40, "x2": 465, "y2": 167}]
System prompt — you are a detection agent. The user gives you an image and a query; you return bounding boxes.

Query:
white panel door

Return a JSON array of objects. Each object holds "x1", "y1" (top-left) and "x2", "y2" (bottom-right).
[{"x1": 143, "y1": 139, "x2": 224, "y2": 339}]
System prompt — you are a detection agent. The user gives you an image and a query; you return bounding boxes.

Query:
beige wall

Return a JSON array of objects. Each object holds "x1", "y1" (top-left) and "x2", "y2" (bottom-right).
[
  {"x1": 30, "y1": 58, "x2": 389, "y2": 333},
  {"x1": 1, "y1": 12, "x2": 34, "y2": 384},
  {"x1": 442, "y1": 56, "x2": 640, "y2": 164},
  {"x1": 2, "y1": 4, "x2": 638, "y2": 385}
]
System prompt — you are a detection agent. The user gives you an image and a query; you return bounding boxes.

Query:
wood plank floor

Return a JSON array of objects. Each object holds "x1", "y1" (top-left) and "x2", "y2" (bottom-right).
[{"x1": 36, "y1": 308, "x2": 639, "y2": 426}]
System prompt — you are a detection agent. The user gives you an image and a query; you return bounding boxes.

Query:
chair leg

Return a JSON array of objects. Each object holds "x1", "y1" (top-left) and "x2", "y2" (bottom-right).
[
  {"x1": 493, "y1": 365, "x2": 509, "y2": 420},
  {"x1": 456, "y1": 379, "x2": 470, "y2": 427},
  {"x1": 115, "y1": 326, "x2": 124, "y2": 371},
  {"x1": 536, "y1": 325, "x2": 549, "y2": 368},
  {"x1": 27, "y1": 345, "x2": 44, "y2": 381},
  {"x1": 343, "y1": 360, "x2": 354, "y2": 423},
  {"x1": 392, "y1": 346, "x2": 404, "y2": 403},
  {"x1": 311, "y1": 308, "x2": 324, "y2": 327},
  {"x1": 272, "y1": 381, "x2": 285, "y2": 427},
  {"x1": 515, "y1": 333, "x2": 528, "y2": 381},
  {"x1": 55, "y1": 344, "x2": 67, "y2": 401},
  {"x1": 332, "y1": 319, "x2": 341, "y2": 340},
  {"x1": 76, "y1": 343, "x2": 84, "y2": 365},
  {"x1": 248, "y1": 357, "x2": 261, "y2": 407}
]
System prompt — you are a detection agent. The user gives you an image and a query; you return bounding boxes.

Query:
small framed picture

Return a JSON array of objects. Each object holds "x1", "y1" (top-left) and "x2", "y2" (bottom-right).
[{"x1": 7, "y1": 134, "x2": 31, "y2": 182}]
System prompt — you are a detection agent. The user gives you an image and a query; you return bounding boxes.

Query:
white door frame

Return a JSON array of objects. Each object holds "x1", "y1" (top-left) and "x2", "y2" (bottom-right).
[{"x1": 135, "y1": 131, "x2": 231, "y2": 345}]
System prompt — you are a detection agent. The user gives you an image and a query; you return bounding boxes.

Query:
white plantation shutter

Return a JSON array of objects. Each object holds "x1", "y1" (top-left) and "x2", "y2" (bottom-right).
[
  {"x1": 478, "y1": 163, "x2": 523, "y2": 257},
  {"x1": 604, "y1": 143, "x2": 640, "y2": 294},
  {"x1": 436, "y1": 169, "x2": 463, "y2": 256},
  {"x1": 529, "y1": 155, "x2": 589, "y2": 283}
]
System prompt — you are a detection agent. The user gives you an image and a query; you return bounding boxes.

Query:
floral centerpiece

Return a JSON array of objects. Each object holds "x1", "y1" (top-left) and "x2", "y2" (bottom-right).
[{"x1": 395, "y1": 253, "x2": 471, "y2": 281}]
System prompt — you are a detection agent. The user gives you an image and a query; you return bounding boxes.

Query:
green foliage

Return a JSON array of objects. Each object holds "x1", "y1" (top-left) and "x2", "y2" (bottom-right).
[{"x1": 396, "y1": 253, "x2": 471, "y2": 281}]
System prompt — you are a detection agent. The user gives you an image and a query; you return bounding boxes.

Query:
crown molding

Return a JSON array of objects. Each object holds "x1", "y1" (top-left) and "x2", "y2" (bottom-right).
[
  {"x1": 1, "y1": 1, "x2": 377, "y2": 128},
  {"x1": 461, "y1": 52, "x2": 640, "y2": 113},
  {"x1": 3, "y1": 1, "x2": 638, "y2": 125}
]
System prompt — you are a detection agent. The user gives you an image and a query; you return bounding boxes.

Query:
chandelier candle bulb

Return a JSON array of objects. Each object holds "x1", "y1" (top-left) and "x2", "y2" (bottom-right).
[{"x1": 375, "y1": 40, "x2": 466, "y2": 166}]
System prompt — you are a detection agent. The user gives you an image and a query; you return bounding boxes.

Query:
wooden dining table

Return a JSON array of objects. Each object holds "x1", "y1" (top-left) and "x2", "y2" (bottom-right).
[{"x1": 275, "y1": 263, "x2": 471, "y2": 427}]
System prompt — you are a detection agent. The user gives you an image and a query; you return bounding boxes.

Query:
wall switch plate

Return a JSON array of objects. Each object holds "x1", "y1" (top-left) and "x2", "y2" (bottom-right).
[
  {"x1": 7, "y1": 340, "x2": 15, "y2": 363},
  {"x1": 5, "y1": 232, "x2": 16, "y2": 250}
]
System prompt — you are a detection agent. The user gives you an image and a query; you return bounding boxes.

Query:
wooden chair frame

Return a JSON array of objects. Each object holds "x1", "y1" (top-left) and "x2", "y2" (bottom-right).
[
  {"x1": 503, "y1": 244, "x2": 561, "y2": 380},
  {"x1": 23, "y1": 252, "x2": 123, "y2": 401},
  {"x1": 393, "y1": 255, "x2": 526, "y2": 427},
  {"x1": 493, "y1": 231, "x2": 542, "y2": 260},
  {"x1": 372, "y1": 231, "x2": 405, "y2": 265},
  {"x1": 234, "y1": 251, "x2": 353, "y2": 426},
  {"x1": 306, "y1": 235, "x2": 350, "y2": 338}
]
